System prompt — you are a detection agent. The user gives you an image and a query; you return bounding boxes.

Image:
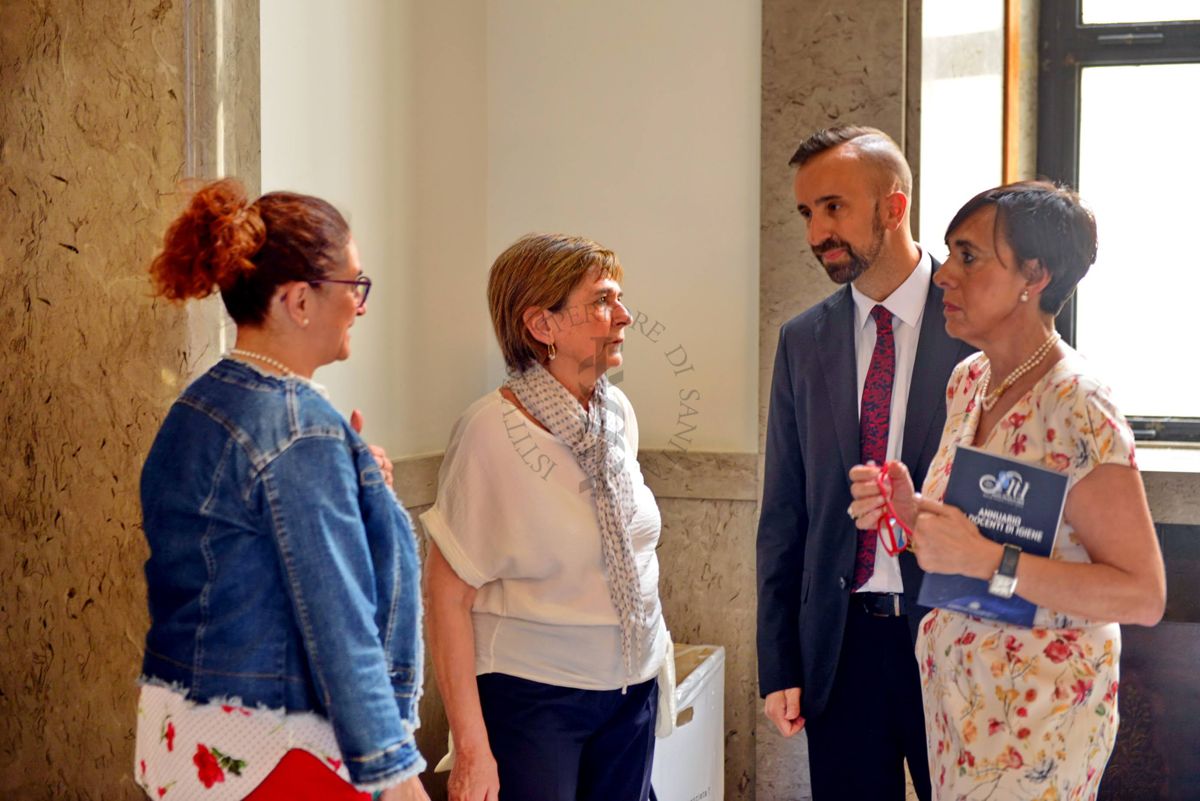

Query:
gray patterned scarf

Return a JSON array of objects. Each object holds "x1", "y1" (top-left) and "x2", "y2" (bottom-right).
[{"x1": 504, "y1": 362, "x2": 645, "y2": 682}]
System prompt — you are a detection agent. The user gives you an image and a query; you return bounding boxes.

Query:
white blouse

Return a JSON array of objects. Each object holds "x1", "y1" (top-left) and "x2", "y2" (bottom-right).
[{"x1": 421, "y1": 386, "x2": 669, "y2": 690}]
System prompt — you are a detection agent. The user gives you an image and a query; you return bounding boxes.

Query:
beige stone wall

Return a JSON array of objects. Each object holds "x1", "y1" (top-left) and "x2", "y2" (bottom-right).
[
  {"x1": 0, "y1": 1, "x2": 188, "y2": 798},
  {"x1": 656, "y1": 495, "x2": 759, "y2": 801}
]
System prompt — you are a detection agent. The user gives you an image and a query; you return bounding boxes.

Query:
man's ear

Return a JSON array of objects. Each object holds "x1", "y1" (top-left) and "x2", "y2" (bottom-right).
[
  {"x1": 882, "y1": 190, "x2": 909, "y2": 231},
  {"x1": 278, "y1": 281, "x2": 312, "y2": 328},
  {"x1": 522, "y1": 306, "x2": 554, "y2": 346}
]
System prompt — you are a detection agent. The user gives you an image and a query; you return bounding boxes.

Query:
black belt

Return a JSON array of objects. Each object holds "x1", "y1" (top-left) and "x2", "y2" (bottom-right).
[{"x1": 852, "y1": 591, "x2": 906, "y2": 617}]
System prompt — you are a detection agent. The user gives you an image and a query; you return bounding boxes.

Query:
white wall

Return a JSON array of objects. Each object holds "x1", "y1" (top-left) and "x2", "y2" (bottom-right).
[
  {"x1": 261, "y1": 0, "x2": 490, "y2": 456},
  {"x1": 486, "y1": 0, "x2": 760, "y2": 451},
  {"x1": 261, "y1": 0, "x2": 759, "y2": 455}
]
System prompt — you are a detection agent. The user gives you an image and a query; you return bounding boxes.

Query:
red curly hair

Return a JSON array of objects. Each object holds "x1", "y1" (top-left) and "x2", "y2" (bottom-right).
[{"x1": 150, "y1": 179, "x2": 350, "y2": 325}]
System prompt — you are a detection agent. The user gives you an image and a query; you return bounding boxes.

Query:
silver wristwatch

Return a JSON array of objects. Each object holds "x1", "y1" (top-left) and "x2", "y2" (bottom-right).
[{"x1": 987, "y1": 543, "x2": 1022, "y2": 599}]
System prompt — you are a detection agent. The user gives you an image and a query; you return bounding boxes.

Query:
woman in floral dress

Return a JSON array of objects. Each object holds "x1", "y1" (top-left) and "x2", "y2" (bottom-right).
[{"x1": 847, "y1": 182, "x2": 1165, "y2": 800}]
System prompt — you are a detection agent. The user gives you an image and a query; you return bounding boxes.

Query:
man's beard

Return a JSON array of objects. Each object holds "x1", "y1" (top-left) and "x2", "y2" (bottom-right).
[{"x1": 812, "y1": 215, "x2": 885, "y2": 285}]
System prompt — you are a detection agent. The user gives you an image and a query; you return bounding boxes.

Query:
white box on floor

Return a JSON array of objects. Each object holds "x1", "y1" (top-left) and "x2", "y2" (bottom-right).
[{"x1": 651, "y1": 644, "x2": 726, "y2": 801}]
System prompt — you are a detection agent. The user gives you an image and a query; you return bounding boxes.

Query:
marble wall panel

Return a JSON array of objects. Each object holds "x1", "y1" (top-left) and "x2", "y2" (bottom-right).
[
  {"x1": 0, "y1": 2, "x2": 188, "y2": 798},
  {"x1": 1015, "y1": 0, "x2": 1039, "y2": 181},
  {"x1": 641, "y1": 451, "x2": 758, "y2": 502},
  {"x1": 905, "y1": 0, "x2": 924, "y2": 232},
  {"x1": 395, "y1": 453, "x2": 443, "y2": 509},
  {"x1": 185, "y1": 0, "x2": 261, "y2": 188},
  {"x1": 1143, "y1": 471, "x2": 1200, "y2": 527},
  {"x1": 656, "y1": 497, "x2": 760, "y2": 801}
]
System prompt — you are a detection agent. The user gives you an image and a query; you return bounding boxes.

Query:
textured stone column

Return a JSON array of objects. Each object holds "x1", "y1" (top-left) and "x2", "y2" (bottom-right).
[
  {"x1": 0, "y1": 1, "x2": 259, "y2": 797},
  {"x1": 758, "y1": 1, "x2": 915, "y2": 798},
  {"x1": 0, "y1": 2, "x2": 187, "y2": 798}
]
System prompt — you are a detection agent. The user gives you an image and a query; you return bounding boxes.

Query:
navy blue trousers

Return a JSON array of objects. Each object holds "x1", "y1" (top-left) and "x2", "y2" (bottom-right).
[
  {"x1": 477, "y1": 672, "x2": 658, "y2": 801},
  {"x1": 804, "y1": 602, "x2": 932, "y2": 801}
]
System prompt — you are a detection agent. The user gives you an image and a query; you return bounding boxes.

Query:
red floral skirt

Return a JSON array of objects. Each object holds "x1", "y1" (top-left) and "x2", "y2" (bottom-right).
[{"x1": 135, "y1": 684, "x2": 372, "y2": 800}]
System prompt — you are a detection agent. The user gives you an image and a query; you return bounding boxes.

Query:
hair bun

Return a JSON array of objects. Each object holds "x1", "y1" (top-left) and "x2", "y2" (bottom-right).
[{"x1": 150, "y1": 178, "x2": 266, "y2": 302}]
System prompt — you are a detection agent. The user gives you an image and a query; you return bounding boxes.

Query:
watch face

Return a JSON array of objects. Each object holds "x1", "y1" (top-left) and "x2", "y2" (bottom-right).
[{"x1": 988, "y1": 574, "x2": 1018, "y2": 599}]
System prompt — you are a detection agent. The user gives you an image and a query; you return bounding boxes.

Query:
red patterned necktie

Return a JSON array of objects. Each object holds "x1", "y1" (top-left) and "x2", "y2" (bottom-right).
[{"x1": 852, "y1": 305, "x2": 895, "y2": 591}]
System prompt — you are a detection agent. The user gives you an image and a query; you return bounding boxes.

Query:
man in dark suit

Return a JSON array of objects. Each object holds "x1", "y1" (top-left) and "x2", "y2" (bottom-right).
[{"x1": 757, "y1": 126, "x2": 972, "y2": 801}]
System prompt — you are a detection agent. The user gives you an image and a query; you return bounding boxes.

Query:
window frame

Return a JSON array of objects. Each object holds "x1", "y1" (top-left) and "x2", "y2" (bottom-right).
[{"x1": 1037, "y1": 0, "x2": 1200, "y2": 442}]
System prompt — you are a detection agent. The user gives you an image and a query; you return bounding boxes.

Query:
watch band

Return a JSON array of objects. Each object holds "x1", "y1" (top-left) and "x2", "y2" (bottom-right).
[{"x1": 997, "y1": 543, "x2": 1021, "y2": 578}]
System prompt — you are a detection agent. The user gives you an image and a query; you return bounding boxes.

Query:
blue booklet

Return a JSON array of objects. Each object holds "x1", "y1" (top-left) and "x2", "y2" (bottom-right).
[{"x1": 917, "y1": 444, "x2": 1068, "y2": 627}]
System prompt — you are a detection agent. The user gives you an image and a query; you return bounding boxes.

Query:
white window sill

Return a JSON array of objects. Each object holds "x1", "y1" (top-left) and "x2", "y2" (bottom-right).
[{"x1": 1138, "y1": 444, "x2": 1200, "y2": 475}]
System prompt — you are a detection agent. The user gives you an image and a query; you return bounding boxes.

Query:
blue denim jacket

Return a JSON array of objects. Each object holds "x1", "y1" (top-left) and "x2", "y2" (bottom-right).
[{"x1": 140, "y1": 359, "x2": 425, "y2": 786}]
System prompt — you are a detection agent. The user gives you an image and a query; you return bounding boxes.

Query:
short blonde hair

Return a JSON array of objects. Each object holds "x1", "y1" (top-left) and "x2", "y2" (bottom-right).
[{"x1": 487, "y1": 233, "x2": 624, "y2": 372}]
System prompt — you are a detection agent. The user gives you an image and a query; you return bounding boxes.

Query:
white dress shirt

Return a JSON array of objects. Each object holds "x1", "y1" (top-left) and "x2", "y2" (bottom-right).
[{"x1": 850, "y1": 246, "x2": 932, "y2": 594}]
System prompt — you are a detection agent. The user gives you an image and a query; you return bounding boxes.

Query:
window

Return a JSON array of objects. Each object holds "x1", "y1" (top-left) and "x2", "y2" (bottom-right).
[
  {"x1": 1038, "y1": 1, "x2": 1200, "y2": 441},
  {"x1": 918, "y1": 1, "x2": 1005, "y2": 258}
]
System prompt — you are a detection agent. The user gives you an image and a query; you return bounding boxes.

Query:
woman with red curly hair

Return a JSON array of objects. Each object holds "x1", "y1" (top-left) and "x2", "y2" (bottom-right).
[{"x1": 135, "y1": 179, "x2": 428, "y2": 801}]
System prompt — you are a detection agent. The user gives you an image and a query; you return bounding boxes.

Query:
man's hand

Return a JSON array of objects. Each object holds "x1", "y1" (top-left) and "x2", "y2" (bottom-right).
[
  {"x1": 848, "y1": 461, "x2": 918, "y2": 531},
  {"x1": 351, "y1": 408, "x2": 395, "y2": 489},
  {"x1": 764, "y1": 687, "x2": 805, "y2": 737}
]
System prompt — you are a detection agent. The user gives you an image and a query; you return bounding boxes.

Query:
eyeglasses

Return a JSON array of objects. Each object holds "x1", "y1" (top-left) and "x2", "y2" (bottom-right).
[
  {"x1": 875, "y1": 462, "x2": 913, "y2": 557},
  {"x1": 309, "y1": 275, "x2": 372, "y2": 308}
]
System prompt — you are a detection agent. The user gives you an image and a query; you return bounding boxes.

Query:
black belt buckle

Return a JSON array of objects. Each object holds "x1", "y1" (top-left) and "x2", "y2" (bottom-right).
[{"x1": 855, "y1": 592, "x2": 905, "y2": 617}]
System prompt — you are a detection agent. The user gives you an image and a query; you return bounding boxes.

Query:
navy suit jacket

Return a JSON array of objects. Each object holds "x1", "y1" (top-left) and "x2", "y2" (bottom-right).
[{"x1": 756, "y1": 264, "x2": 973, "y2": 719}]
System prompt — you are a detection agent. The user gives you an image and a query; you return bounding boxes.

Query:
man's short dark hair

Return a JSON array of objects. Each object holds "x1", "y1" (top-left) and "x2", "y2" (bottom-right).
[
  {"x1": 945, "y1": 181, "x2": 1098, "y2": 315},
  {"x1": 788, "y1": 126, "x2": 912, "y2": 196}
]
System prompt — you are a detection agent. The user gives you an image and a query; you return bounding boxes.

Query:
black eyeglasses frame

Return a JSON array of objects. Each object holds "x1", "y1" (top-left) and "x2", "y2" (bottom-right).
[{"x1": 308, "y1": 275, "x2": 372, "y2": 308}]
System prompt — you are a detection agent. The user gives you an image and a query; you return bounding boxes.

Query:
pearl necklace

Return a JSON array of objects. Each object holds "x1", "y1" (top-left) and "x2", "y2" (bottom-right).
[
  {"x1": 228, "y1": 348, "x2": 295, "y2": 377},
  {"x1": 979, "y1": 332, "x2": 1060, "y2": 412}
]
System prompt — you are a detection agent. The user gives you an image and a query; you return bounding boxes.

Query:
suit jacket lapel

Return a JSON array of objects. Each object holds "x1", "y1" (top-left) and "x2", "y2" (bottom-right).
[
  {"x1": 814, "y1": 286, "x2": 861, "y2": 476},
  {"x1": 901, "y1": 261, "x2": 966, "y2": 471}
]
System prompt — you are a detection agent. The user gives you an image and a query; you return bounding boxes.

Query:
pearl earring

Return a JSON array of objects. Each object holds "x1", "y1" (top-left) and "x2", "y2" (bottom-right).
[
  {"x1": 1020, "y1": 290, "x2": 1030, "y2": 303},
  {"x1": 303, "y1": 318, "x2": 310, "y2": 327}
]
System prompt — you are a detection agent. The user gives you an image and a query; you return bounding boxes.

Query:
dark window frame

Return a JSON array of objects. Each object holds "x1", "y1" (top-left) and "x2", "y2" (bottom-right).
[{"x1": 1037, "y1": 0, "x2": 1200, "y2": 442}]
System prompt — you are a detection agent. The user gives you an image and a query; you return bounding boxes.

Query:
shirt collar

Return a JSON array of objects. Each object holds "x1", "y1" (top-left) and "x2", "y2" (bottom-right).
[{"x1": 850, "y1": 245, "x2": 933, "y2": 331}]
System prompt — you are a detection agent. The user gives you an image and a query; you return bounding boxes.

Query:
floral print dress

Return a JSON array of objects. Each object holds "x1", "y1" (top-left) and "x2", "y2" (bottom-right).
[{"x1": 917, "y1": 349, "x2": 1136, "y2": 801}]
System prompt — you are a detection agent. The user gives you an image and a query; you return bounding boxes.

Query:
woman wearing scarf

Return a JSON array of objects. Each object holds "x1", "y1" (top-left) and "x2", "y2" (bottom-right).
[{"x1": 422, "y1": 233, "x2": 669, "y2": 801}]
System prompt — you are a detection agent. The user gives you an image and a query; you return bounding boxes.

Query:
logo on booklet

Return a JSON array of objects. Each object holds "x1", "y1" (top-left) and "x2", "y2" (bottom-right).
[{"x1": 979, "y1": 469, "x2": 1030, "y2": 507}]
